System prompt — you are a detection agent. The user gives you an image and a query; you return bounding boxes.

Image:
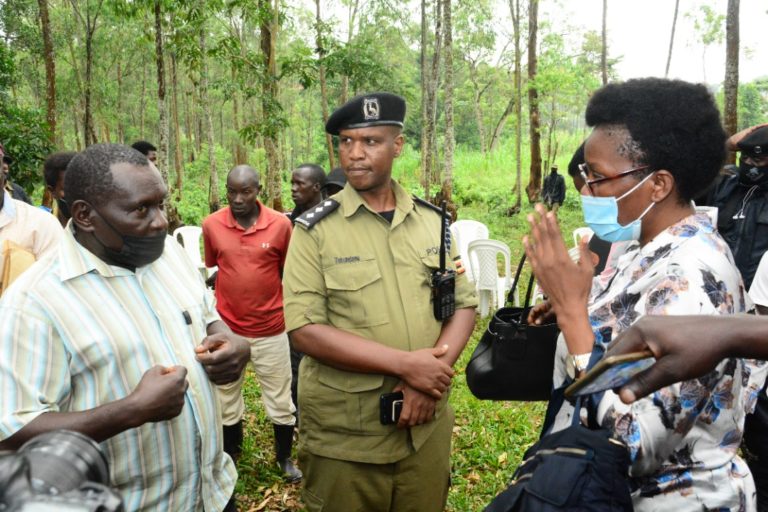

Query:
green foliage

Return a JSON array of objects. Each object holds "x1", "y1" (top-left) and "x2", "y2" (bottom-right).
[{"x1": 0, "y1": 41, "x2": 53, "y2": 192}]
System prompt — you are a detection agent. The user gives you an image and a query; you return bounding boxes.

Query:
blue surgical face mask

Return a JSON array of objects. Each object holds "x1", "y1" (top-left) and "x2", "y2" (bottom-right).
[{"x1": 580, "y1": 172, "x2": 655, "y2": 243}]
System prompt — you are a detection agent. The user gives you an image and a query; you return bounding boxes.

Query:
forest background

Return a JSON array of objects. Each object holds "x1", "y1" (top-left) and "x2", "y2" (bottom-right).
[{"x1": 1, "y1": 0, "x2": 768, "y2": 510}]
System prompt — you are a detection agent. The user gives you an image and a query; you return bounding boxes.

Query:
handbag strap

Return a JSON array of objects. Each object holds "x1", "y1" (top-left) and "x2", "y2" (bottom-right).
[{"x1": 505, "y1": 252, "x2": 537, "y2": 308}]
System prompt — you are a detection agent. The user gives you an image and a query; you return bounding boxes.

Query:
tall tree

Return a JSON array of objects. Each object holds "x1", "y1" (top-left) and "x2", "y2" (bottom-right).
[
  {"x1": 37, "y1": 0, "x2": 55, "y2": 144},
  {"x1": 439, "y1": 0, "x2": 454, "y2": 205},
  {"x1": 315, "y1": 0, "x2": 335, "y2": 170},
  {"x1": 664, "y1": 0, "x2": 680, "y2": 77},
  {"x1": 170, "y1": 52, "x2": 184, "y2": 199},
  {"x1": 154, "y1": 0, "x2": 169, "y2": 184},
  {"x1": 511, "y1": 0, "x2": 523, "y2": 212},
  {"x1": 69, "y1": 0, "x2": 105, "y2": 146},
  {"x1": 525, "y1": 0, "x2": 541, "y2": 203},
  {"x1": 723, "y1": 0, "x2": 739, "y2": 161},
  {"x1": 340, "y1": 0, "x2": 359, "y2": 104},
  {"x1": 420, "y1": 0, "x2": 442, "y2": 200},
  {"x1": 600, "y1": 0, "x2": 607, "y2": 85},
  {"x1": 258, "y1": 0, "x2": 282, "y2": 210}
]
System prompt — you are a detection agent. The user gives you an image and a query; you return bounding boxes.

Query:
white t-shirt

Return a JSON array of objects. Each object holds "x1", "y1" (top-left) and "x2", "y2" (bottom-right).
[{"x1": 749, "y1": 251, "x2": 768, "y2": 308}]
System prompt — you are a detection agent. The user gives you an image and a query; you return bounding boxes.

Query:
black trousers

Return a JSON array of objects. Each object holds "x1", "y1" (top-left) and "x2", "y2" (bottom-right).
[{"x1": 744, "y1": 393, "x2": 768, "y2": 511}]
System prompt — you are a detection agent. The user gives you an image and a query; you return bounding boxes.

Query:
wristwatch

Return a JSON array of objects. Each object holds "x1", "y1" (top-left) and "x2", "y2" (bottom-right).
[{"x1": 566, "y1": 352, "x2": 592, "y2": 379}]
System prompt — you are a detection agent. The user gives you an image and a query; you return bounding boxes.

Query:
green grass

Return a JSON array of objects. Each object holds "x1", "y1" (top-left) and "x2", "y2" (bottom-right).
[{"x1": 231, "y1": 147, "x2": 585, "y2": 511}]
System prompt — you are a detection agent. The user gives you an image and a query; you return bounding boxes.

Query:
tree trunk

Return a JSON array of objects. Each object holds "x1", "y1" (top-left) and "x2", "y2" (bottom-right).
[
  {"x1": 69, "y1": 0, "x2": 102, "y2": 146},
  {"x1": 171, "y1": 53, "x2": 184, "y2": 199},
  {"x1": 83, "y1": 23, "x2": 97, "y2": 144},
  {"x1": 507, "y1": 0, "x2": 522, "y2": 213},
  {"x1": 183, "y1": 85, "x2": 195, "y2": 161},
  {"x1": 525, "y1": 0, "x2": 542, "y2": 203},
  {"x1": 231, "y1": 66, "x2": 246, "y2": 165},
  {"x1": 38, "y1": 0, "x2": 56, "y2": 144},
  {"x1": 139, "y1": 58, "x2": 147, "y2": 137},
  {"x1": 724, "y1": 0, "x2": 740, "y2": 165},
  {"x1": 420, "y1": 0, "x2": 429, "y2": 198},
  {"x1": 600, "y1": 0, "x2": 608, "y2": 85},
  {"x1": 467, "y1": 60, "x2": 487, "y2": 155},
  {"x1": 315, "y1": 0, "x2": 336, "y2": 170},
  {"x1": 340, "y1": 0, "x2": 359, "y2": 103},
  {"x1": 37, "y1": 0, "x2": 56, "y2": 208},
  {"x1": 439, "y1": 0, "x2": 454, "y2": 205},
  {"x1": 420, "y1": 0, "x2": 442, "y2": 200},
  {"x1": 154, "y1": 0, "x2": 170, "y2": 185},
  {"x1": 199, "y1": 26, "x2": 219, "y2": 213},
  {"x1": 72, "y1": 105, "x2": 82, "y2": 151},
  {"x1": 664, "y1": 0, "x2": 680, "y2": 77},
  {"x1": 259, "y1": 0, "x2": 282, "y2": 211},
  {"x1": 116, "y1": 60, "x2": 124, "y2": 142},
  {"x1": 489, "y1": 97, "x2": 514, "y2": 153}
]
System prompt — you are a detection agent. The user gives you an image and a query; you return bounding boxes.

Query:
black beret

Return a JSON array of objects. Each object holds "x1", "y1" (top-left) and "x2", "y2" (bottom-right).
[
  {"x1": 324, "y1": 167, "x2": 347, "y2": 188},
  {"x1": 738, "y1": 125, "x2": 768, "y2": 158},
  {"x1": 325, "y1": 92, "x2": 406, "y2": 135}
]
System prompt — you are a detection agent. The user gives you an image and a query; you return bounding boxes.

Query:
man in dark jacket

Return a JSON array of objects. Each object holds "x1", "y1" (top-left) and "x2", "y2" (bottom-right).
[
  {"x1": 542, "y1": 165, "x2": 565, "y2": 212},
  {"x1": 711, "y1": 124, "x2": 768, "y2": 289}
]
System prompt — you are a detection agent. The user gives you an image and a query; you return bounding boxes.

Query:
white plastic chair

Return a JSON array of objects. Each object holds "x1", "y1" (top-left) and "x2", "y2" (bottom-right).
[
  {"x1": 173, "y1": 226, "x2": 217, "y2": 279},
  {"x1": 572, "y1": 227, "x2": 594, "y2": 247},
  {"x1": 450, "y1": 220, "x2": 489, "y2": 283},
  {"x1": 467, "y1": 239, "x2": 515, "y2": 318}
]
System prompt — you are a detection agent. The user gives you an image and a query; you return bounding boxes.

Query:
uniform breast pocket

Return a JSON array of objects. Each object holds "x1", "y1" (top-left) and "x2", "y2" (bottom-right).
[{"x1": 324, "y1": 259, "x2": 388, "y2": 328}]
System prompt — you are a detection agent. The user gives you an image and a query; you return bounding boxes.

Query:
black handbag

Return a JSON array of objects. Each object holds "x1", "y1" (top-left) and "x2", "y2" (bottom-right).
[
  {"x1": 465, "y1": 253, "x2": 560, "y2": 401},
  {"x1": 483, "y1": 384, "x2": 633, "y2": 512}
]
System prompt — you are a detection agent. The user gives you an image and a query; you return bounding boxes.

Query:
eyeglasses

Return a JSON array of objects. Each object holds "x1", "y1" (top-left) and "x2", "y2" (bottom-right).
[{"x1": 578, "y1": 162, "x2": 650, "y2": 196}]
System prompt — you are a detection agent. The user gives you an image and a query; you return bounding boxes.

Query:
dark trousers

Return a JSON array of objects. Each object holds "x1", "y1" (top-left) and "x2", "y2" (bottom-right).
[
  {"x1": 289, "y1": 347, "x2": 304, "y2": 417},
  {"x1": 744, "y1": 392, "x2": 768, "y2": 511}
]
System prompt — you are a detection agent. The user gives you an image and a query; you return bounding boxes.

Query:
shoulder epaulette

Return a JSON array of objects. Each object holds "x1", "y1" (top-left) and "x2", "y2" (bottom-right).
[
  {"x1": 294, "y1": 199, "x2": 340, "y2": 229},
  {"x1": 412, "y1": 196, "x2": 450, "y2": 220}
]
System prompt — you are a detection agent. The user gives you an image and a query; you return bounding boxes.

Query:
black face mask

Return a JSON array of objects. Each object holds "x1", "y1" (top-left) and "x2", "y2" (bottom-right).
[
  {"x1": 56, "y1": 197, "x2": 71, "y2": 219},
  {"x1": 738, "y1": 160, "x2": 768, "y2": 188},
  {"x1": 91, "y1": 207, "x2": 166, "y2": 269}
]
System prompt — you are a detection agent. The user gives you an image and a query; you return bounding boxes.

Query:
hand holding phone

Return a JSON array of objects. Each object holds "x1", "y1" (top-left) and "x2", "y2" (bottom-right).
[
  {"x1": 380, "y1": 391, "x2": 404, "y2": 425},
  {"x1": 564, "y1": 350, "x2": 655, "y2": 398}
]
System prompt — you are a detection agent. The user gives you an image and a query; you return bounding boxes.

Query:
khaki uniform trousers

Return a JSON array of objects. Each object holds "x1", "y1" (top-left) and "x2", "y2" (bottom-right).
[
  {"x1": 299, "y1": 407, "x2": 454, "y2": 512},
  {"x1": 216, "y1": 331, "x2": 296, "y2": 426}
]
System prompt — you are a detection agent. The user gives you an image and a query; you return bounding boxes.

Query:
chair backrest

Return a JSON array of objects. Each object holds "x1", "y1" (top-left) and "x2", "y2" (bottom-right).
[
  {"x1": 173, "y1": 226, "x2": 204, "y2": 268},
  {"x1": 572, "y1": 227, "x2": 594, "y2": 247},
  {"x1": 467, "y1": 239, "x2": 511, "y2": 291},
  {"x1": 450, "y1": 220, "x2": 489, "y2": 282}
]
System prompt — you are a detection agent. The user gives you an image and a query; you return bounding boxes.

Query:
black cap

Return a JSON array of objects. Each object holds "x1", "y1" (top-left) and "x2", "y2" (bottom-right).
[
  {"x1": 325, "y1": 92, "x2": 406, "y2": 135},
  {"x1": 738, "y1": 125, "x2": 768, "y2": 158},
  {"x1": 324, "y1": 167, "x2": 347, "y2": 189}
]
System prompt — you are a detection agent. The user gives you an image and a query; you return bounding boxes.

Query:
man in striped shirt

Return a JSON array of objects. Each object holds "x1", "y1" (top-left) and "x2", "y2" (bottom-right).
[{"x1": 0, "y1": 144, "x2": 250, "y2": 511}]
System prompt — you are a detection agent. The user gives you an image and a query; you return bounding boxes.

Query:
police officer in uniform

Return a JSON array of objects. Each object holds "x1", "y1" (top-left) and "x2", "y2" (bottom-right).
[
  {"x1": 282, "y1": 92, "x2": 477, "y2": 512},
  {"x1": 711, "y1": 124, "x2": 768, "y2": 288}
]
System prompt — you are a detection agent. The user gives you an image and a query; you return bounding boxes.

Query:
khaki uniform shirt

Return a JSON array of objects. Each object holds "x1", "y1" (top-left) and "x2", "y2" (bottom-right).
[{"x1": 283, "y1": 180, "x2": 476, "y2": 464}]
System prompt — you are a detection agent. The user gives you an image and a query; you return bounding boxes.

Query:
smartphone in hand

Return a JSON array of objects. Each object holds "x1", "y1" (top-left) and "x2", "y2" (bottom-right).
[
  {"x1": 380, "y1": 391, "x2": 404, "y2": 425},
  {"x1": 565, "y1": 350, "x2": 655, "y2": 398}
]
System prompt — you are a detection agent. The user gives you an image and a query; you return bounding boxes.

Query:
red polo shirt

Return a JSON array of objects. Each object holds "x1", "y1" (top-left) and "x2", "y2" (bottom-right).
[{"x1": 202, "y1": 202, "x2": 292, "y2": 337}]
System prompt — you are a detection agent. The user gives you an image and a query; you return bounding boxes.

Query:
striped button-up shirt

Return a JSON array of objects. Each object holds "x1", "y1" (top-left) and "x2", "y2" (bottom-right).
[{"x1": 0, "y1": 225, "x2": 236, "y2": 511}]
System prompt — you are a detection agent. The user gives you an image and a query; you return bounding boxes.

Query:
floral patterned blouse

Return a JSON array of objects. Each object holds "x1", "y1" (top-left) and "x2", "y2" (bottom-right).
[{"x1": 551, "y1": 212, "x2": 768, "y2": 511}]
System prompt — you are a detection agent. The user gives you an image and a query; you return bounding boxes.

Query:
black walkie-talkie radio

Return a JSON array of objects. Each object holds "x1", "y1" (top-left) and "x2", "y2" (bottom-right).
[{"x1": 431, "y1": 201, "x2": 456, "y2": 321}]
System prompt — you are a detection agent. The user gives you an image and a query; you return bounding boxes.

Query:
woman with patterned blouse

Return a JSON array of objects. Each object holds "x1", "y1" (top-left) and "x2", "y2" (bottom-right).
[{"x1": 525, "y1": 78, "x2": 768, "y2": 511}]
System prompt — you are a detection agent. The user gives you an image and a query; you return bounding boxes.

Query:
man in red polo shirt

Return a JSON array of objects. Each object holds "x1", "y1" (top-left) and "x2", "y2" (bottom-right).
[{"x1": 203, "y1": 165, "x2": 301, "y2": 483}]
